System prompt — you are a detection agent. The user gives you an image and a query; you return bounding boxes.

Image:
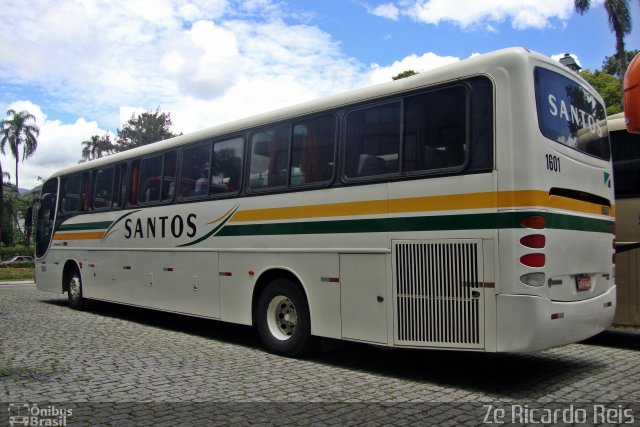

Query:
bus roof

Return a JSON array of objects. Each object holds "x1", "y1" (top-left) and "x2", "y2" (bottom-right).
[
  {"x1": 608, "y1": 112, "x2": 627, "y2": 132},
  {"x1": 47, "y1": 47, "x2": 599, "y2": 181}
]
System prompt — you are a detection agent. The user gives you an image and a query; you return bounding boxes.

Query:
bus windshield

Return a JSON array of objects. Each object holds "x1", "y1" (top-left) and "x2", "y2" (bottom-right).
[
  {"x1": 534, "y1": 67, "x2": 609, "y2": 160},
  {"x1": 35, "y1": 178, "x2": 58, "y2": 258}
]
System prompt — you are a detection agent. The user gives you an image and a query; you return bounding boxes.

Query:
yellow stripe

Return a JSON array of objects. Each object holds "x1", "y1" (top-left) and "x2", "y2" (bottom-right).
[
  {"x1": 49, "y1": 190, "x2": 614, "y2": 240},
  {"x1": 53, "y1": 231, "x2": 105, "y2": 241},
  {"x1": 230, "y1": 190, "x2": 614, "y2": 223},
  {"x1": 389, "y1": 192, "x2": 495, "y2": 214},
  {"x1": 207, "y1": 205, "x2": 239, "y2": 224},
  {"x1": 231, "y1": 199, "x2": 387, "y2": 222}
]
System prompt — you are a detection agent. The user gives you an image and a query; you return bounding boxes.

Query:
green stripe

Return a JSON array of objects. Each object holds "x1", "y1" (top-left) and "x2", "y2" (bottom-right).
[
  {"x1": 58, "y1": 221, "x2": 113, "y2": 231},
  {"x1": 101, "y1": 211, "x2": 140, "y2": 241},
  {"x1": 217, "y1": 212, "x2": 613, "y2": 237},
  {"x1": 54, "y1": 210, "x2": 614, "y2": 240},
  {"x1": 177, "y1": 206, "x2": 239, "y2": 247}
]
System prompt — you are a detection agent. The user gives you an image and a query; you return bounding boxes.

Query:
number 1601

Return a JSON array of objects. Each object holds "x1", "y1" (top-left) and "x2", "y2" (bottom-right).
[{"x1": 545, "y1": 154, "x2": 561, "y2": 172}]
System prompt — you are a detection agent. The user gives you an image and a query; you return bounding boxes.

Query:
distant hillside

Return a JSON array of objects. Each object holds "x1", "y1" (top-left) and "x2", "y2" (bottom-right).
[
  {"x1": 20, "y1": 186, "x2": 40, "y2": 195},
  {"x1": 1, "y1": 186, "x2": 40, "y2": 196}
]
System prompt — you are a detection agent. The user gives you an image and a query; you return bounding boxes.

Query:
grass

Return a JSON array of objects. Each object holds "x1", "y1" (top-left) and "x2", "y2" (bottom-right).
[{"x1": 0, "y1": 267, "x2": 35, "y2": 281}]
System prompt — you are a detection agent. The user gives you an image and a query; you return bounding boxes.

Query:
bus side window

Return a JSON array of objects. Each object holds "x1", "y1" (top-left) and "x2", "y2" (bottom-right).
[
  {"x1": 129, "y1": 160, "x2": 140, "y2": 206},
  {"x1": 161, "y1": 151, "x2": 177, "y2": 201},
  {"x1": 112, "y1": 163, "x2": 127, "y2": 208},
  {"x1": 345, "y1": 102, "x2": 401, "y2": 178},
  {"x1": 138, "y1": 155, "x2": 163, "y2": 203},
  {"x1": 291, "y1": 115, "x2": 336, "y2": 186},
  {"x1": 60, "y1": 174, "x2": 83, "y2": 214},
  {"x1": 92, "y1": 167, "x2": 115, "y2": 209},
  {"x1": 212, "y1": 137, "x2": 243, "y2": 193},
  {"x1": 404, "y1": 86, "x2": 468, "y2": 173},
  {"x1": 249, "y1": 125, "x2": 289, "y2": 189},
  {"x1": 180, "y1": 142, "x2": 211, "y2": 198}
]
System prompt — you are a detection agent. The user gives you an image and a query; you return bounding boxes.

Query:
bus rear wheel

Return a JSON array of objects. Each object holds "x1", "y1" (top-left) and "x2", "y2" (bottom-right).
[
  {"x1": 67, "y1": 270, "x2": 85, "y2": 310},
  {"x1": 256, "y1": 279, "x2": 312, "y2": 357}
]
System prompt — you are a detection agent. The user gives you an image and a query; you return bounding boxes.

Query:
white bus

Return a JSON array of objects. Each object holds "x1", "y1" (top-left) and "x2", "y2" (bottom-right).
[
  {"x1": 609, "y1": 112, "x2": 640, "y2": 326},
  {"x1": 34, "y1": 48, "x2": 616, "y2": 356}
]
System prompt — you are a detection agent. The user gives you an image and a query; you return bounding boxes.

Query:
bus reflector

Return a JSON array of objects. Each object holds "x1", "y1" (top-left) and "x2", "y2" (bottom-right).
[
  {"x1": 520, "y1": 234, "x2": 545, "y2": 248},
  {"x1": 520, "y1": 215, "x2": 546, "y2": 229},
  {"x1": 520, "y1": 272, "x2": 545, "y2": 287},
  {"x1": 551, "y1": 312, "x2": 564, "y2": 320},
  {"x1": 520, "y1": 253, "x2": 545, "y2": 267}
]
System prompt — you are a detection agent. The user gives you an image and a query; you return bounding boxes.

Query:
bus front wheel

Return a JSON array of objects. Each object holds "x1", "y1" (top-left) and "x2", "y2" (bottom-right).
[
  {"x1": 256, "y1": 279, "x2": 312, "y2": 357},
  {"x1": 67, "y1": 270, "x2": 85, "y2": 310}
]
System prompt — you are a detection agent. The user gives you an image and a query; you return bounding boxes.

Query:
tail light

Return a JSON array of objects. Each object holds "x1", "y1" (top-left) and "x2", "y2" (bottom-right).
[
  {"x1": 520, "y1": 215, "x2": 546, "y2": 229},
  {"x1": 520, "y1": 234, "x2": 545, "y2": 249},
  {"x1": 520, "y1": 253, "x2": 546, "y2": 267}
]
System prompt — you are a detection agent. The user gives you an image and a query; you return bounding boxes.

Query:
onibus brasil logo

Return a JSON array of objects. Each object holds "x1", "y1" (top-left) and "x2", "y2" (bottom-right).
[{"x1": 8, "y1": 403, "x2": 72, "y2": 426}]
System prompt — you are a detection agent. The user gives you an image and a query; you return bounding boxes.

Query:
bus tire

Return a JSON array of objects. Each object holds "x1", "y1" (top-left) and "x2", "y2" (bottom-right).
[
  {"x1": 67, "y1": 270, "x2": 85, "y2": 310},
  {"x1": 256, "y1": 278, "x2": 312, "y2": 357}
]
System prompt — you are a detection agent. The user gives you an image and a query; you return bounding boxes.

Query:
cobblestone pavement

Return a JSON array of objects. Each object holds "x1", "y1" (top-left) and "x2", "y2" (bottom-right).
[{"x1": 1, "y1": 286, "x2": 639, "y2": 426}]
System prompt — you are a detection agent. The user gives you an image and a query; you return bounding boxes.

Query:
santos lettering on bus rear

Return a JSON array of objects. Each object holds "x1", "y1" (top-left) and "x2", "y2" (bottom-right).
[
  {"x1": 547, "y1": 94, "x2": 603, "y2": 137},
  {"x1": 124, "y1": 214, "x2": 197, "y2": 239}
]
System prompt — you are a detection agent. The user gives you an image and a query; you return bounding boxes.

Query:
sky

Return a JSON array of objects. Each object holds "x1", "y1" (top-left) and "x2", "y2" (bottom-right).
[{"x1": 1, "y1": 0, "x2": 639, "y2": 190}]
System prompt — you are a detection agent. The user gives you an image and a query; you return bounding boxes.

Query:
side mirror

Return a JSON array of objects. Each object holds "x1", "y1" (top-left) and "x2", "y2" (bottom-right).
[{"x1": 624, "y1": 52, "x2": 640, "y2": 134}]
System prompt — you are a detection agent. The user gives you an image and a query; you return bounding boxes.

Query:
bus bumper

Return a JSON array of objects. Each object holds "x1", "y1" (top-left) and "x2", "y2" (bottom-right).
[{"x1": 495, "y1": 286, "x2": 617, "y2": 352}]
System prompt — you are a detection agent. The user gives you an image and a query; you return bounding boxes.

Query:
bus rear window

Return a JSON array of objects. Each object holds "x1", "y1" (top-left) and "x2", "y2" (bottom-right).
[{"x1": 534, "y1": 67, "x2": 609, "y2": 160}]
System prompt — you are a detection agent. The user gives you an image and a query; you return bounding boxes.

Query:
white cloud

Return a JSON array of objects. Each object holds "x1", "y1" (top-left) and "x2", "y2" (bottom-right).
[
  {"x1": 0, "y1": 0, "x2": 364, "y2": 130},
  {"x1": 1, "y1": 101, "x2": 110, "y2": 189},
  {"x1": 368, "y1": 3, "x2": 400, "y2": 20},
  {"x1": 551, "y1": 52, "x2": 583, "y2": 68},
  {"x1": 162, "y1": 20, "x2": 240, "y2": 100},
  {"x1": 400, "y1": 0, "x2": 575, "y2": 29},
  {"x1": 368, "y1": 52, "x2": 460, "y2": 84},
  {"x1": 0, "y1": 0, "x2": 465, "y2": 189}
]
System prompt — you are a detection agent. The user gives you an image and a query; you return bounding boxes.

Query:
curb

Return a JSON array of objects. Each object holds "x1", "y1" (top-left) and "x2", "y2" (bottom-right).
[{"x1": 0, "y1": 281, "x2": 35, "y2": 286}]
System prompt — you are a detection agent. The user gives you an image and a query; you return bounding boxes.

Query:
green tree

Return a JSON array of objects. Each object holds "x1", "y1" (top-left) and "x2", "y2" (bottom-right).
[
  {"x1": 0, "y1": 109, "x2": 40, "y2": 190},
  {"x1": 81, "y1": 134, "x2": 114, "y2": 161},
  {"x1": 0, "y1": 164, "x2": 5, "y2": 245},
  {"x1": 601, "y1": 49, "x2": 640, "y2": 76},
  {"x1": 114, "y1": 107, "x2": 180, "y2": 152},
  {"x1": 574, "y1": 0, "x2": 634, "y2": 88},
  {"x1": 392, "y1": 70, "x2": 418, "y2": 80},
  {"x1": 0, "y1": 183, "x2": 34, "y2": 246},
  {"x1": 580, "y1": 69, "x2": 623, "y2": 114}
]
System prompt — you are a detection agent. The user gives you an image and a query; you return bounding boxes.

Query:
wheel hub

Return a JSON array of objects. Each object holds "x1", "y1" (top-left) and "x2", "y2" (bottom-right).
[{"x1": 267, "y1": 295, "x2": 297, "y2": 340}]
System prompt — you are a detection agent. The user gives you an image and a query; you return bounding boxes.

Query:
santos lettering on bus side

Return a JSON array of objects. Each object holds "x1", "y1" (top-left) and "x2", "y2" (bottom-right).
[{"x1": 124, "y1": 214, "x2": 197, "y2": 239}]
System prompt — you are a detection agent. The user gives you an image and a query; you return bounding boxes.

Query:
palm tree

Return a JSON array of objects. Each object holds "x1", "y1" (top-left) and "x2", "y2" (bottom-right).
[
  {"x1": 0, "y1": 109, "x2": 40, "y2": 191},
  {"x1": 574, "y1": 0, "x2": 634, "y2": 85},
  {"x1": 81, "y1": 134, "x2": 114, "y2": 161},
  {"x1": 0, "y1": 162, "x2": 3, "y2": 245},
  {"x1": 0, "y1": 167, "x2": 10, "y2": 246}
]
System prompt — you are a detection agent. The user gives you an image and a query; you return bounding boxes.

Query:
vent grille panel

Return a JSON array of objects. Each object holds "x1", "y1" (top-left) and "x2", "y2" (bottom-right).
[{"x1": 394, "y1": 240, "x2": 484, "y2": 348}]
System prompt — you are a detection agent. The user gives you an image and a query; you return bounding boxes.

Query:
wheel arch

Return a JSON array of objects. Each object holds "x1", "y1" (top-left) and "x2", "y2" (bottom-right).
[
  {"x1": 62, "y1": 259, "x2": 82, "y2": 293},
  {"x1": 251, "y1": 267, "x2": 309, "y2": 327}
]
